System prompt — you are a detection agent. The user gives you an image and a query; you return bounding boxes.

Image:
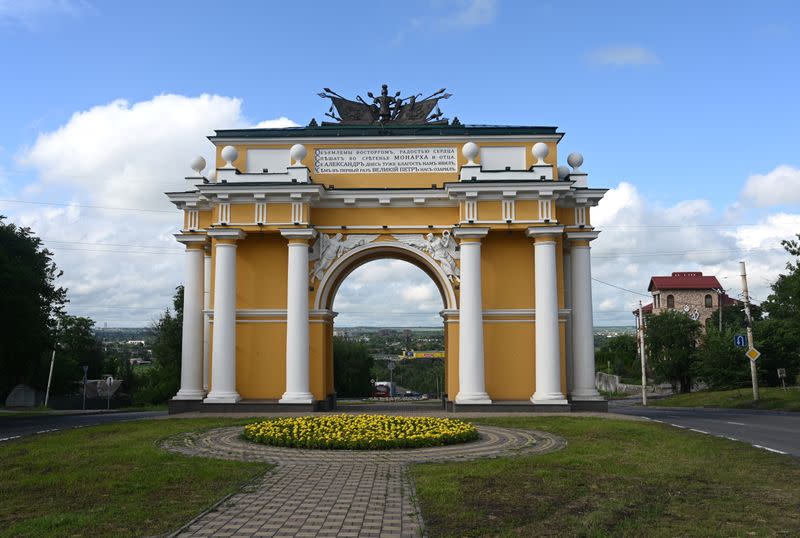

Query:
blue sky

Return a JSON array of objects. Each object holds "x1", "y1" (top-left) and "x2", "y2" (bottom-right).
[{"x1": 1, "y1": 0, "x2": 798, "y2": 327}]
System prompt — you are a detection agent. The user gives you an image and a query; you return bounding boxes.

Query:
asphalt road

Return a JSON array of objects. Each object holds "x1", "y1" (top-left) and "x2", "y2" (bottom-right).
[
  {"x1": 0, "y1": 410, "x2": 166, "y2": 442},
  {"x1": 610, "y1": 399, "x2": 800, "y2": 457}
]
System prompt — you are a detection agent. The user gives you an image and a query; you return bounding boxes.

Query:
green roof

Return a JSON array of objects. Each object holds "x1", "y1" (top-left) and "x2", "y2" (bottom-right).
[{"x1": 210, "y1": 124, "x2": 561, "y2": 140}]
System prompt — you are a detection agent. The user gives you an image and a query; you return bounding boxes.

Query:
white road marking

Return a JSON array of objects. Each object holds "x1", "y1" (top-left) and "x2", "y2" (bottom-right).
[
  {"x1": 669, "y1": 423, "x2": 686, "y2": 429},
  {"x1": 689, "y1": 428, "x2": 709, "y2": 434},
  {"x1": 725, "y1": 436, "x2": 738, "y2": 441},
  {"x1": 753, "y1": 444, "x2": 787, "y2": 455},
  {"x1": 725, "y1": 421, "x2": 746, "y2": 426},
  {"x1": 35, "y1": 429, "x2": 58, "y2": 434},
  {"x1": 0, "y1": 435, "x2": 21, "y2": 442}
]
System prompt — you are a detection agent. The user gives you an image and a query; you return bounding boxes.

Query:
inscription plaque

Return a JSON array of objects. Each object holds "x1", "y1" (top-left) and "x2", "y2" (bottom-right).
[{"x1": 314, "y1": 147, "x2": 458, "y2": 174}]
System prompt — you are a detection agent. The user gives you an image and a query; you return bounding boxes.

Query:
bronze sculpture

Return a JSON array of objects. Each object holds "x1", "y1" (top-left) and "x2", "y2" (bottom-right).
[{"x1": 318, "y1": 84, "x2": 452, "y2": 126}]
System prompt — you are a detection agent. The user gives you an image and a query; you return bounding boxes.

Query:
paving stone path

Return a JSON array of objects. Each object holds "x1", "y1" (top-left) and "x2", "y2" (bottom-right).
[{"x1": 162, "y1": 424, "x2": 565, "y2": 537}]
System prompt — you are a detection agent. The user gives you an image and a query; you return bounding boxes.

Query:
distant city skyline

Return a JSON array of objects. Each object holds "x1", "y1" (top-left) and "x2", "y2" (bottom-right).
[{"x1": 1, "y1": 1, "x2": 798, "y2": 327}]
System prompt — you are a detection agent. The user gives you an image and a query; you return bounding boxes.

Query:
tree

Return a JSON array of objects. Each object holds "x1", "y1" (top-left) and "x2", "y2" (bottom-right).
[
  {"x1": 706, "y1": 303, "x2": 763, "y2": 333},
  {"x1": 333, "y1": 337, "x2": 374, "y2": 397},
  {"x1": 694, "y1": 327, "x2": 751, "y2": 390},
  {"x1": 0, "y1": 216, "x2": 67, "y2": 401},
  {"x1": 644, "y1": 310, "x2": 701, "y2": 392},
  {"x1": 132, "y1": 286, "x2": 183, "y2": 405},
  {"x1": 595, "y1": 334, "x2": 638, "y2": 380},
  {"x1": 757, "y1": 234, "x2": 800, "y2": 385},
  {"x1": 49, "y1": 314, "x2": 105, "y2": 396}
]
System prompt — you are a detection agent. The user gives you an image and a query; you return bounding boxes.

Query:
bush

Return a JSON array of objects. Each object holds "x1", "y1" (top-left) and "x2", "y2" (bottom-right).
[{"x1": 243, "y1": 415, "x2": 479, "y2": 450}]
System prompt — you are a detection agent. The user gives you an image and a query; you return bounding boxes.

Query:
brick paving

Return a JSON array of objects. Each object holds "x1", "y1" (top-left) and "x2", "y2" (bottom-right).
[{"x1": 162, "y1": 424, "x2": 565, "y2": 537}]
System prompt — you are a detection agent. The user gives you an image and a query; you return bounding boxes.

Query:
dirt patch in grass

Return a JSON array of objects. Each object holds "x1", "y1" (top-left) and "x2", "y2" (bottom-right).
[{"x1": 412, "y1": 417, "x2": 800, "y2": 537}]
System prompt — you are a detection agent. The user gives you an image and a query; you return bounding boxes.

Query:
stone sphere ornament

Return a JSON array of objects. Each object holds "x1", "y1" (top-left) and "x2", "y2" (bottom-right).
[
  {"x1": 207, "y1": 169, "x2": 217, "y2": 182},
  {"x1": 462, "y1": 142, "x2": 479, "y2": 165},
  {"x1": 532, "y1": 142, "x2": 549, "y2": 165},
  {"x1": 290, "y1": 144, "x2": 308, "y2": 166},
  {"x1": 557, "y1": 165, "x2": 570, "y2": 180},
  {"x1": 221, "y1": 145, "x2": 239, "y2": 167},
  {"x1": 190, "y1": 156, "x2": 206, "y2": 176},
  {"x1": 567, "y1": 152, "x2": 584, "y2": 172}
]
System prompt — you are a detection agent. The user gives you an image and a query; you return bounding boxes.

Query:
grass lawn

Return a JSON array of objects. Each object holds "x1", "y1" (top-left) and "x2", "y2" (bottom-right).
[
  {"x1": 0, "y1": 418, "x2": 268, "y2": 537},
  {"x1": 654, "y1": 386, "x2": 800, "y2": 411},
  {"x1": 412, "y1": 417, "x2": 800, "y2": 537}
]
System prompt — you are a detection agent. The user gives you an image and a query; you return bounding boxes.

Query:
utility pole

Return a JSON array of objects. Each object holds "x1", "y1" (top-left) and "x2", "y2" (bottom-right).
[
  {"x1": 44, "y1": 322, "x2": 59, "y2": 408},
  {"x1": 739, "y1": 261, "x2": 759, "y2": 401},
  {"x1": 718, "y1": 289, "x2": 723, "y2": 332},
  {"x1": 638, "y1": 301, "x2": 647, "y2": 406}
]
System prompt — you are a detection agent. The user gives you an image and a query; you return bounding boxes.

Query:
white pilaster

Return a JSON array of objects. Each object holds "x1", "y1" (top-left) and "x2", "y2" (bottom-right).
[
  {"x1": 453, "y1": 228, "x2": 491, "y2": 404},
  {"x1": 202, "y1": 249, "x2": 211, "y2": 392},
  {"x1": 204, "y1": 229, "x2": 246, "y2": 404},
  {"x1": 568, "y1": 231, "x2": 603, "y2": 400},
  {"x1": 279, "y1": 228, "x2": 316, "y2": 404},
  {"x1": 527, "y1": 226, "x2": 568, "y2": 405},
  {"x1": 173, "y1": 234, "x2": 207, "y2": 400}
]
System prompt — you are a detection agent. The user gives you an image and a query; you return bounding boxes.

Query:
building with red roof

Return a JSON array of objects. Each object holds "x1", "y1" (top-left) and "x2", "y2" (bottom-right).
[{"x1": 633, "y1": 272, "x2": 739, "y2": 331}]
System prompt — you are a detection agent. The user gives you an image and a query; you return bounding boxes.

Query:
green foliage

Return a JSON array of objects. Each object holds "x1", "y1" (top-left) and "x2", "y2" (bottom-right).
[
  {"x1": 595, "y1": 334, "x2": 639, "y2": 379},
  {"x1": 693, "y1": 327, "x2": 751, "y2": 390},
  {"x1": 371, "y1": 358, "x2": 444, "y2": 395},
  {"x1": 50, "y1": 314, "x2": 105, "y2": 395},
  {"x1": 645, "y1": 310, "x2": 700, "y2": 392},
  {"x1": 132, "y1": 287, "x2": 183, "y2": 405},
  {"x1": 706, "y1": 302, "x2": 762, "y2": 332},
  {"x1": 333, "y1": 337, "x2": 374, "y2": 397},
  {"x1": 757, "y1": 234, "x2": 800, "y2": 385},
  {"x1": 0, "y1": 216, "x2": 67, "y2": 400}
]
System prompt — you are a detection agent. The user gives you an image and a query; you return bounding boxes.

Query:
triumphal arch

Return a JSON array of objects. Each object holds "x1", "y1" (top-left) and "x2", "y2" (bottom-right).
[{"x1": 167, "y1": 85, "x2": 608, "y2": 412}]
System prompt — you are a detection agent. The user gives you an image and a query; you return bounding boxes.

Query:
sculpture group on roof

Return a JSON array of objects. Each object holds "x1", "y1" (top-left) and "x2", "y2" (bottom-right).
[{"x1": 318, "y1": 84, "x2": 452, "y2": 126}]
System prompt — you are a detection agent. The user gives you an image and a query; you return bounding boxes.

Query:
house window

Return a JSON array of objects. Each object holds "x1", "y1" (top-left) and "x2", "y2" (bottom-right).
[
  {"x1": 705, "y1": 294, "x2": 713, "y2": 308},
  {"x1": 667, "y1": 295, "x2": 674, "y2": 309}
]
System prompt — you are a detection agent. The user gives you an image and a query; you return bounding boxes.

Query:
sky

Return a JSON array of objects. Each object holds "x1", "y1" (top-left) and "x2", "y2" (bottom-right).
[{"x1": 1, "y1": 0, "x2": 798, "y2": 328}]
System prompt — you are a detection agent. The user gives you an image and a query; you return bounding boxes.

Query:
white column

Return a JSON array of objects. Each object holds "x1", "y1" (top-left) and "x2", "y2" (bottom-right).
[
  {"x1": 204, "y1": 229, "x2": 245, "y2": 404},
  {"x1": 453, "y1": 228, "x2": 491, "y2": 405},
  {"x1": 280, "y1": 228, "x2": 316, "y2": 404},
  {"x1": 569, "y1": 232, "x2": 603, "y2": 400},
  {"x1": 202, "y1": 250, "x2": 211, "y2": 392},
  {"x1": 173, "y1": 235, "x2": 206, "y2": 400},
  {"x1": 528, "y1": 227, "x2": 568, "y2": 404}
]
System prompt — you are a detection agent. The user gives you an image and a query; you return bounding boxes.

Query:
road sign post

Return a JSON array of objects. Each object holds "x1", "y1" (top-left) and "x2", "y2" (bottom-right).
[
  {"x1": 734, "y1": 335, "x2": 747, "y2": 348},
  {"x1": 106, "y1": 376, "x2": 114, "y2": 410},
  {"x1": 740, "y1": 261, "x2": 759, "y2": 401}
]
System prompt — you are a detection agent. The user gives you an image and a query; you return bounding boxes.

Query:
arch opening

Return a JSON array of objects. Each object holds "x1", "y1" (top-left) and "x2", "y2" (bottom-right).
[{"x1": 320, "y1": 243, "x2": 452, "y2": 407}]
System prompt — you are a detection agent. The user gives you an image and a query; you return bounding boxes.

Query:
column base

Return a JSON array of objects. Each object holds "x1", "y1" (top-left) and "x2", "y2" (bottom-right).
[
  {"x1": 454, "y1": 392, "x2": 492, "y2": 405},
  {"x1": 571, "y1": 388, "x2": 604, "y2": 401},
  {"x1": 203, "y1": 391, "x2": 241, "y2": 404},
  {"x1": 173, "y1": 389, "x2": 206, "y2": 401},
  {"x1": 279, "y1": 392, "x2": 314, "y2": 404},
  {"x1": 531, "y1": 392, "x2": 568, "y2": 405}
]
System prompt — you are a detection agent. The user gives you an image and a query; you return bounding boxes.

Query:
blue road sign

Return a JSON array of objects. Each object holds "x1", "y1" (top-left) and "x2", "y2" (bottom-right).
[{"x1": 734, "y1": 335, "x2": 747, "y2": 348}]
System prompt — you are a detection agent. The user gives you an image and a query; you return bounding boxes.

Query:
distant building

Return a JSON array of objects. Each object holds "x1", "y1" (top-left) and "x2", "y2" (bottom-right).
[{"x1": 633, "y1": 271, "x2": 739, "y2": 330}]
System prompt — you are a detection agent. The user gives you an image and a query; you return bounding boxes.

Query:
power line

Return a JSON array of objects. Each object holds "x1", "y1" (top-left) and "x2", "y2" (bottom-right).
[
  {"x1": 0, "y1": 198, "x2": 175, "y2": 214},
  {"x1": 42, "y1": 238, "x2": 180, "y2": 250},
  {"x1": 593, "y1": 246, "x2": 785, "y2": 259},
  {"x1": 591, "y1": 277, "x2": 650, "y2": 297}
]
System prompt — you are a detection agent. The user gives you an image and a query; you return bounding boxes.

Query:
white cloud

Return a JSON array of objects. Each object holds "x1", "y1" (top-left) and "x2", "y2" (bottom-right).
[
  {"x1": 0, "y1": 0, "x2": 86, "y2": 26},
  {"x1": 449, "y1": 0, "x2": 496, "y2": 28},
  {"x1": 4, "y1": 93, "x2": 298, "y2": 326},
  {"x1": 740, "y1": 165, "x2": 800, "y2": 207},
  {"x1": 587, "y1": 45, "x2": 660, "y2": 66},
  {"x1": 393, "y1": 0, "x2": 496, "y2": 44},
  {"x1": 256, "y1": 117, "x2": 300, "y2": 128},
  {"x1": 590, "y1": 182, "x2": 796, "y2": 324}
]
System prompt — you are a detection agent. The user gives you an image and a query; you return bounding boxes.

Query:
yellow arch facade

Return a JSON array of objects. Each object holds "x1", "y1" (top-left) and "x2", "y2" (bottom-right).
[{"x1": 168, "y1": 121, "x2": 608, "y2": 412}]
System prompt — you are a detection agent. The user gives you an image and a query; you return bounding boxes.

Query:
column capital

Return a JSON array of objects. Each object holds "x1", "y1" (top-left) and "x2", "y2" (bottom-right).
[
  {"x1": 174, "y1": 233, "x2": 207, "y2": 248},
  {"x1": 280, "y1": 228, "x2": 316, "y2": 242},
  {"x1": 453, "y1": 227, "x2": 489, "y2": 240},
  {"x1": 566, "y1": 230, "x2": 601, "y2": 243},
  {"x1": 526, "y1": 226, "x2": 565, "y2": 240},
  {"x1": 207, "y1": 228, "x2": 246, "y2": 241}
]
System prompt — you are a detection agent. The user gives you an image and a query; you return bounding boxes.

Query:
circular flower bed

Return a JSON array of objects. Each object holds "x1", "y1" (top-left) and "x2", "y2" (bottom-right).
[{"x1": 243, "y1": 415, "x2": 479, "y2": 450}]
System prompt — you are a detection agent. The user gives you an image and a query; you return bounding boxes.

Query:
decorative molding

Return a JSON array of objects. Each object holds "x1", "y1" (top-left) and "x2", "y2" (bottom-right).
[
  {"x1": 309, "y1": 233, "x2": 379, "y2": 282},
  {"x1": 393, "y1": 231, "x2": 460, "y2": 282}
]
